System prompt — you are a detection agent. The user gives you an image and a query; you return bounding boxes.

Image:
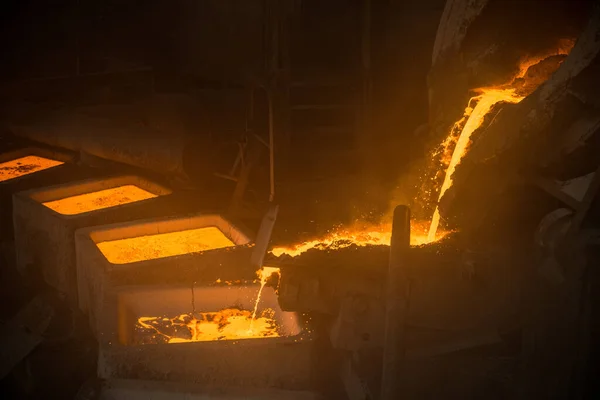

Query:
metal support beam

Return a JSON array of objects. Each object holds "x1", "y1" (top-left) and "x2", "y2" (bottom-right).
[{"x1": 380, "y1": 205, "x2": 411, "y2": 400}]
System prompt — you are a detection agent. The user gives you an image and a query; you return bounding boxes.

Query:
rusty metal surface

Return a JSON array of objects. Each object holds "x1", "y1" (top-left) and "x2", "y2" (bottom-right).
[{"x1": 271, "y1": 232, "x2": 518, "y2": 332}]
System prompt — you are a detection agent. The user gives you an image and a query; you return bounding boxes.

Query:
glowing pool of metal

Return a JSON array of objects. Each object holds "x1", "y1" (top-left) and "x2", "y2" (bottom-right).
[
  {"x1": 97, "y1": 227, "x2": 235, "y2": 264},
  {"x1": 42, "y1": 184, "x2": 157, "y2": 215},
  {"x1": 117, "y1": 285, "x2": 302, "y2": 345},
  {"x1": 0, "y1": 155, "x2": 63, "y2": 182},
  {"x1": 99, "y1": 284, "x2": 312, "y2": 388}
]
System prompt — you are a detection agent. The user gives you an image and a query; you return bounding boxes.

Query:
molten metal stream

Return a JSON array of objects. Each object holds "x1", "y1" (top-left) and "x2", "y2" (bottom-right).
[
  {"x1": 135, "y1": 267, "x2": 282, "y2": 344},
  {"x1": 427, "y1": 89, "x2": 524, "y2": 241},
  {"x1": 248, "y1": 267, "x2": 280, "y2": 333},
  {"x1": 426, "y1": 40, "x2": 574, "y2": 240}
]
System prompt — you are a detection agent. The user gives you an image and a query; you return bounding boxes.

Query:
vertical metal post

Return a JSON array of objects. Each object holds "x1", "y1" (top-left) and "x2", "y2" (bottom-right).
[
  {"x1": 268, "y1": 89, "x2": 276, "y2": 203},
  {"x1": 75, "y1": 0, "x2": 80, "y2": 76},
  {"x1": 361, "y1": 0, "x2": 373, "y2": 137},
  {"x1": 380, "y1": 205, "x2": 411, "y2": 400},
  {"x1": 265, "y1": 0, "x2": 280, "y2": 203}
]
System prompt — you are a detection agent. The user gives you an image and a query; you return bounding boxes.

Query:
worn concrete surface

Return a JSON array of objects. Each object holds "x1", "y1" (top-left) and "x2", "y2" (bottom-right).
[
  {"x1": 98, "y1": 332, "x2": 314, "y2": 391},
  {"x1": 98, "y1": 379, "x2": 320, "y2": 400}
]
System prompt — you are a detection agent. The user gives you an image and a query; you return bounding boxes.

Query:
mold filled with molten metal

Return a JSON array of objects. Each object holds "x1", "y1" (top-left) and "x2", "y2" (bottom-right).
[
  {"x1": 42, "y1": 185, "x2": 157, "y2": 216},
  {"x1": 136, "y1": 308, "x2": 280, "y2": 344},
  {"x1": 97, "y1": 227, "x2": 235, "y2": 264},
  {"x1": 0, "y1": 155, "x2": 64, "y2": 182},
  {"x1": 134, "y1": 268, "x2": 282, "y2": 344}
]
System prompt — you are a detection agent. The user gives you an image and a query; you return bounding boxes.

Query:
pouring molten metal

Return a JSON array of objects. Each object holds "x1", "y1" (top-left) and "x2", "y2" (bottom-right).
[
  {"x1": 271, "y1": 39, "x2": 575, "y2": 258},
  {"x1": 427, "y1": 39, "x2": 575, "y2": 241},
  {"x1": 135, "y1": 267, "x2": 282, "y2": 344}
]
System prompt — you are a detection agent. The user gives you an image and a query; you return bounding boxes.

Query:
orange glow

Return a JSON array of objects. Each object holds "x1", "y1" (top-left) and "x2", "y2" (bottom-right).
[
  {"x1": 514, "y1": 38, "x2": 575, "y2": 79},
  {"x1": 42, "y1": 185, "x2": 157, "y2": 216},
  {"x1": 137, "y1": 308, "x2": 280, "y2": 344},
  {"x1": 426, "y1": 41, "x2": 575, "y2": 241},
  {"x1": 427, "y1": 88, "x2": 524, "y2": 241},
  {"x1": 269, "y1": 41, "x2": 574, "y2": 258},
  {"x1": 270, "y1": 220, "x2": 449, "y2": 258},
  {"x1": 137, "y1": 267, "x2": 282, "y2": 344},
  {"x1": 0, "y1": 155, "x2": 63, "y2": 182},
  {"x1": 97, "y1": 227, "x2": 235, "y2": 264},
  {"x1": 249, "y1": 267, "x2": 280, "y2": 333}
]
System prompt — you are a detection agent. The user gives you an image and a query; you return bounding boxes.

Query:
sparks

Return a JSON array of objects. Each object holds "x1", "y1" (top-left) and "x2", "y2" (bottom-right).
[
  {"x1": 427, "y1": 88, "x2": 524, "y2": 241},
  {"x1": 427, "y1": 39, "x2": 575, "y2": 241}
]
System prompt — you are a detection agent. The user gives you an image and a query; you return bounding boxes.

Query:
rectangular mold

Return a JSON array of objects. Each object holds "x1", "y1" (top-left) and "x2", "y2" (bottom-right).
[
  {"x1": 0, "y1": 147, "x2": 74, "y2": 183},
  {"x1": 0, "y1": 146, "x2": 93, "y2": 242},
  {"x1": 42, "y1": 184, "x2": 158, "y2": 215},
  {"x1": 75, "y1": 214, "x2": 254, "y2": 338},
  {"x1": 97, "y1": 283, "x2": 313, "y2": 391},
  {"x1": 0, "y1": 154, "x2": 64, "y2": 182},
  {"x1": 13, "y1": 175, "x2": 172, "y2": 303},
  {"x1": 117, "y1": 284, "x2": 300, "y2": 345}
]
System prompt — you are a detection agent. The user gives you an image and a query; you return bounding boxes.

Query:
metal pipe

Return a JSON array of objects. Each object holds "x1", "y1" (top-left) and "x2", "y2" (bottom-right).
[
  {"x1": 380, "y1": 205, "x2": 411, "y2": 400},
  {"x1": 268, "y1": 89, "x2": 275, "y2": 203}
]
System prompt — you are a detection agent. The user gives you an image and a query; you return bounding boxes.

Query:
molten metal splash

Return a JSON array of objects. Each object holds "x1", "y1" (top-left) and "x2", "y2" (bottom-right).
[
  {"x1": 248, "y1": 267, "x2": 280, "y2": 334},
  {"x1": 269, "y1": 40, "x2": 575, "y2": 259},
  {"x1": 42, "y1": 184, "x2": 157, "y2": 215},
  {"x1": 427, "y1": 88, "x2": 524, "y2": 241},
  {"x1": 270, "y1": 220, "x2": 447, "y2": 258},
  {"x1": 97, "y1": 227, "x2": 234, "y2": 264},
  {"x1": 426, "y1": 40, "x2": 575, "y2": 241},
  {"x1": 137, "y1": 308, "x2": 279, "y2": 344},
  {"x1": 0, "y1": 155, "x2": 63, "y2": 182},
  {"x1": 136, "y1": 267, "x2": 282, "y2": 344}
]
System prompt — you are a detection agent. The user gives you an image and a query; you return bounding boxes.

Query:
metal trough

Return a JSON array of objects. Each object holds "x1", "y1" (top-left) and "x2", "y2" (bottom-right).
[
  {"x1": 12, "y1": 175, "x2": 172, "y2": 303},
  {"x1": 75, "y1": 214, "x2": 314, "y2": 390},
  {"x1": 75, "y1": 214, "x2": 254, "y2": 338},
  {"x1": 97, "y1": 282, "x2": 313, "y2": 390},
  {"x1": 0, "y1": 146, "x2": 94, "y2": 242}
]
